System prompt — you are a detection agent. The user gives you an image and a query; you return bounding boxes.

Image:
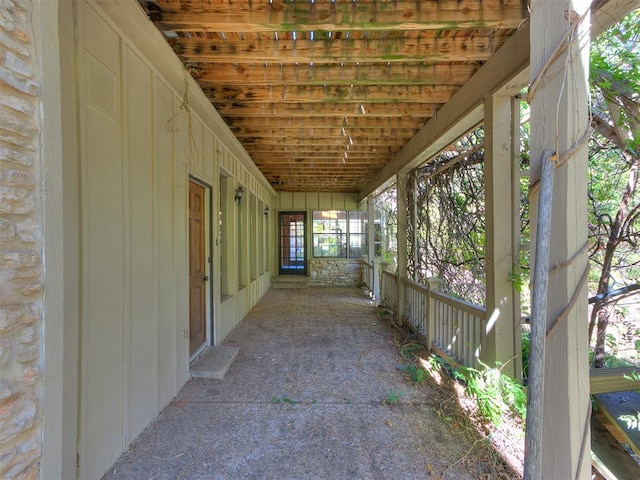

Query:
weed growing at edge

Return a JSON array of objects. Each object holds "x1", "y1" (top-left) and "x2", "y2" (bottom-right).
[
  {"x1": 400, "y1": 363, "x2": 425, "y2": 384},
  {"x1": 453, "y1": 360, "x2": 526, "y2": 426},
  {"x1": 383, "y1": 389, "x2": 404, "y2": 405},
  {"x1": 271, "y1": 396, "x2": 298, "y2": 405}
]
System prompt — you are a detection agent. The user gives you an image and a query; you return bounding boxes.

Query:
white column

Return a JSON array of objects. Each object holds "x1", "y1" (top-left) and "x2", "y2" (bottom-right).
[
  {"x1": 367, "y1": 194, "x2": 376, "y2": 293},
  {"x1": 396, "y1": 172, "x2": 409, "y2": 324},
  {"x1": 484, "y1": 95, "x2": 517, "y2": 378}
]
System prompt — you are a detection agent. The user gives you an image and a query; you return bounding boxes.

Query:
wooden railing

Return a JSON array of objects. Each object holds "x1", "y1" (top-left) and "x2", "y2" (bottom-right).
[
  {"x1": 381, "y1": 271, "x2": 486, "y2": 368},
  {"x1": 381, "y1": 269, "x2": 398, "y2": 312},
  {"x1": 431, "y1": 290, "x2": 486, "y2": 367},
  {"x1": 369, "y1": 267, "x2": 638, "y2": 391},
  {"x1": 402, "y1": 278, "x2": 429, "y2": 337},
  {"x1": 362, "y1": 260, "x2": 373, "y2": 290}
]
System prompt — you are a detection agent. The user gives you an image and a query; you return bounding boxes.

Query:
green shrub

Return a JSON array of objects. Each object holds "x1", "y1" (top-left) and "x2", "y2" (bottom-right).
[{"x1": 454, "y1": 360, "x2": 527, "y2": 426}]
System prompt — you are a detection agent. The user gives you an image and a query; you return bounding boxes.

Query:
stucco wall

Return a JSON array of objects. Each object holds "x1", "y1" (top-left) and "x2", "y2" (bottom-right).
[{"x1": 0, "y1": 0, "x2": 43, "y2": 477}]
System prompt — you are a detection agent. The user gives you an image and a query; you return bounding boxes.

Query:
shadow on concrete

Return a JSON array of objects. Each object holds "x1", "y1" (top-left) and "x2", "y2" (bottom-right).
[{"x1": 101, "y1": 287, "x2": 518, "y2": 480}]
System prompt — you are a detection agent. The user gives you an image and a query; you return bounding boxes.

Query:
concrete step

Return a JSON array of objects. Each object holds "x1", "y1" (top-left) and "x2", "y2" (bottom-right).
[
  {"x1": 190, "y1": 345, "x2": 239, "y2": 380},
  {"x1": 271, "y1": 275, "x2": 309, "y2": 289}
]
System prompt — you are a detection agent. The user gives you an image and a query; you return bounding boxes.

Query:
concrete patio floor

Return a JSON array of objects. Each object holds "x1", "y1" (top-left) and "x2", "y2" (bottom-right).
[{"x1": 100, "y1": 288, "x2": 490, "y2": 480}]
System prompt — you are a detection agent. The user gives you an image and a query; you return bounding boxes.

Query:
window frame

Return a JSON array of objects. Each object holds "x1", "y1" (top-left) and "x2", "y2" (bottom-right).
[{"x1": 312, "y1": 210, "x2": 367, "y2": 259}]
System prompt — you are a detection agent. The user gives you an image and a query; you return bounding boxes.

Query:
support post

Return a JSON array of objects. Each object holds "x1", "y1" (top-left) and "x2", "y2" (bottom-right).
[
  {"x1": 372, "y1": 258, "x2": 380, "y2": 301},
  {"x1": 367, "y1": 194, "x2": 376, "y2": 292},
  {"x1": 511, "y1": 97, "x2": 523, "y2": 383},
  {"x1": 411, "y1": 174, "x2": 419, "y2": 280},
  {"x1": 527, "y1": 0, "x2": 591, "y2": 478},
  {"x1": 484, "y1": 94, "x2": 517, "y2": 378},
  {"x1": 396, "y1": 172, "x2": 409, "y2": 325},
  {"x1": 426, "y1": 277, "x2": 441, "y2": 350}
]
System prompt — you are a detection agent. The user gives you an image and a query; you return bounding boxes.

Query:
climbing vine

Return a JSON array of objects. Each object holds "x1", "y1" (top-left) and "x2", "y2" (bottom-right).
[
  {"x1": 165, "y1": 65, "x2": 201, "y2": 169},
  {"x1": 406, "y1": 129, "x2": 487, "y2": 305}
]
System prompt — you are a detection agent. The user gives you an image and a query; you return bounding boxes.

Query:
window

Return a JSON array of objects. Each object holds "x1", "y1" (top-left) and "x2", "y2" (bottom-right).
[
  {"x1": 237, "y1": 183, "x2": 247, "y2": 288},
  {"x1": 250, "y1": 193, "x2": 257, "y2": 281},
  {"x1": 312, "y1": 210, "x2": 367, "y2": 258},
  {"x1": 348, "y1": 211, "x2": 367, "y2": 258},
  {"x1": 219, "y1": 173, "x2": 231, "y2": 297}
]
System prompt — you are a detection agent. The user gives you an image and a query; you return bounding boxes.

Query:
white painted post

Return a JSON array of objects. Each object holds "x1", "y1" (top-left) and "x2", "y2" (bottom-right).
[
  {"x1": 367, "y1": 194, "x2": 376, "y2": 292},
  {"x1": 484, "y1": 94, "x2": 517, "y2": 378},
  {"x1": 411, "y1": 174, "x2": 419, "y2": 280},
  {"x1": 511, "y1": 97, "x2": 523, "y2": 383},
  {"x1": 426, "y1": 277, "x2": 441, "y2": 350},
  {"x1": 527, "y1": 0, "x2": 591, "y2": 478},
  {"x1": 372, "y1": 258, "x2": 380, "y2": 301},
  {"x1": 396, "y1": 172, "x2": 408, "y2": 325}
]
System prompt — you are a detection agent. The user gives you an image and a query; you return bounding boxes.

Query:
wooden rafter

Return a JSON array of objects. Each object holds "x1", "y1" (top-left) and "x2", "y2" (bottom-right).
[
  {"x1": 192, "y1": 63, "x2": 481, "y2": 86},
  {"x1": 147, "y1": 0, "x2": 529, "y2": 192},
  {"x1": 227, "y1": 116, "x2": 425, "y2": 129},
  {"x1": 214, "y1": 102, "x2": 439, "y2": 117},
  {"x1": 152, "y1": 0, "x2": 527, "y2": 33},
  {"x1": 170, "y1": 35, "x2": 507, "y2": 64},
  {"x1": 203, "y1": 84, "x2": 457, "y2": 104}
]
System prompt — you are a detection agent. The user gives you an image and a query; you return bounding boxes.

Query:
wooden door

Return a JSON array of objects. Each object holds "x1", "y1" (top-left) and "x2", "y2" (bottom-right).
[
  {"x1": 278, "y1": 212, "x2": 307, "y2": 275},
  {"x1": 189, "y1": 180, "x2": 207, "y2": 355}
]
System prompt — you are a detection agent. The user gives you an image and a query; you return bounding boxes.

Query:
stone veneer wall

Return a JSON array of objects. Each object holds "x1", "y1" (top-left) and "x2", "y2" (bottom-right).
[
  {"x1": 0, "y1": 0, "x2": 44, "y2": 477},
  {"x1": 309, "y1": 260, "x2": 362, "y2": 287}
]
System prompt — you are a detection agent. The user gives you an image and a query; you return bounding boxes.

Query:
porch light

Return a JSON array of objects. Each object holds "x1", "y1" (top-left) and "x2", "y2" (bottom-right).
[
  {"x1": 234, "y1": 186, "x2": 244, "y2": 202},
  {"x1": 264, "y1": 206, "x2": 270, "y2": 216}
]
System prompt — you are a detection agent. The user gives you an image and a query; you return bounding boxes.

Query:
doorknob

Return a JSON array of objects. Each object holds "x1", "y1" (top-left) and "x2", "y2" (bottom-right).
[{"x1": 202, "y1": 275, "x2": 209, "y2": 282}]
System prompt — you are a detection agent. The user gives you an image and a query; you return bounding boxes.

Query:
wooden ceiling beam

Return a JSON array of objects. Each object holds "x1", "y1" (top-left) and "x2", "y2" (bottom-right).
[
  {"x1": 193, "y1": 62, "x2": 480, "y2": 86},
  {"x1": 253, "y1": 153, "x2": 389, "y2": 159},
  {"x1": 248, "y1": 145, "x2": 392, "y2": 152},
  {"x1": 215, "y1": 102, "x2": 439, "y2": 117},
  {"x1": 226, "y1": 116, "x2": 425, "y2": 129},
  {"x1": 251, "y1": 147, "x2": 389, "y2": 153},
  {"x1": 232, "y1": 127, "x2": 418, "y2": 138},
  {"x1": 253, "y1": 158, "x2": 389, "y2": 164},
  {"x1": 171, "y1": 36, "x2": 507, "y2": 64},
  {"x1": 263, "y1": 170, "x2": 377, "y2": 177},
  {"x1": 152, "y1": 0, "x2": 527, "y2": 32},
  {"x1": 256, "y1": 163, "x2": 387, "y2": 168},
  {"x1": 242, "y1": 136, "x2": 404, "y2": 146},
  {"x1": 203, "y1": 84, "x2": 456, "y2": 104}
]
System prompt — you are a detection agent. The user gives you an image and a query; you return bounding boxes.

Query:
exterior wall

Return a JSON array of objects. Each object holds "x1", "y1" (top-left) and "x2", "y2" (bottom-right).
[
  {"x1": 0, "y1": 0, "x2": 44, "y2": 477},
  {"x1": 309, "y1": 260, "x2": 362, "y2": 287},
  {"x1": 273, "y1": 192, "x2": 362, "y2": 281},
  {"x1": 49, "y1": 1, "x2": 276, "y2": 478}
]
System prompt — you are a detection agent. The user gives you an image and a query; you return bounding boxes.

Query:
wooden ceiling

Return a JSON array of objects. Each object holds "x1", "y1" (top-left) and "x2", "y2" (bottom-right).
[{"x1": 145, "y1": 0, "x2": 529, "y2": 192}]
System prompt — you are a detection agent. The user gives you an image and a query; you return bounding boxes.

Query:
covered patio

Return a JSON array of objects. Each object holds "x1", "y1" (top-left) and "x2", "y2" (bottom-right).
[
  {"x1": 100, "y1": 287, "x2": 516, "y2": 480},
  {"x1": 1, "y1": 0, "x2": 639, "y2": 479}
]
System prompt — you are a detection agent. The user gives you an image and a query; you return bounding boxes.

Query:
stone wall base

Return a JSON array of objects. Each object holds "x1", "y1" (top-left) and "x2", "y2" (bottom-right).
[{"x1": 309, "y1": 260, "x2": 361, "y2": 287}]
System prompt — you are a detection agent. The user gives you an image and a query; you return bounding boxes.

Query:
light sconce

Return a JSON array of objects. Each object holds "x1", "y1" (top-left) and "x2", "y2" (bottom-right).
[
  {"x1": 234, "y1": 186, "x2": 244, "y2": 202},
  {"x1": 264, "y1": 206, "x2": 270, "y2": 216}
]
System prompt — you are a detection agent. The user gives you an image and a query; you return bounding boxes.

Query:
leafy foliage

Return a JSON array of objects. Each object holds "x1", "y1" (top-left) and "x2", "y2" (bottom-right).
[
  {"x1": 407, "y1": 129, "x2": 487, "y2": 305},
  {"x1": 454, "y1": 361, "x2": 527, "y2": 426},
  {"x1": 400, "y1": 363, "x2": 425, "y2": 384},
  {"x1": 618, "y1": 371, "x2": 640, "y2": 431},
  {"x1": 383, "y1": 389, "x2": 404, "y2": 405},
  {"x1": 587, "y1": 9, "x2": 640, "y2": 367}
]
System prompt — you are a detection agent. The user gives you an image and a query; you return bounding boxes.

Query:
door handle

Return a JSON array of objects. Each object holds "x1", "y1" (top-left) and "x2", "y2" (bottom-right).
[{"x1": 202, "y1": 275, "x2": 209, "y2": 282}]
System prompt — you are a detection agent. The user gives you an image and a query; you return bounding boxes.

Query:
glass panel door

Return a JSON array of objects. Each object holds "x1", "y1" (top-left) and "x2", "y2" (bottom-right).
[{"x1": 279, "y1": 212, "x2": 306, "y2": 275}]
